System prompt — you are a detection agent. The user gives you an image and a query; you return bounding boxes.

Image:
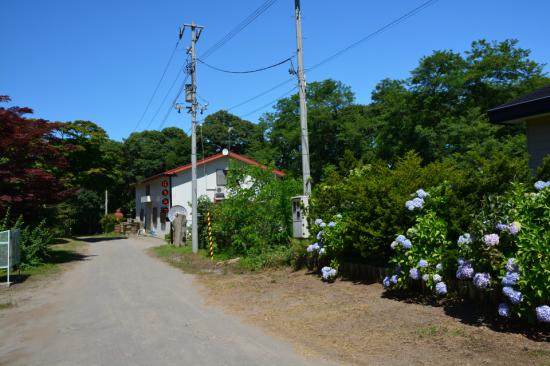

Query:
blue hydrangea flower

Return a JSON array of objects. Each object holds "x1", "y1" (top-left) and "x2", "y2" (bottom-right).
[
  {"x1": 435, "y1": 282, "x2": 447, "y2": 295},
  {"x1": 457, "y1": 233, "x2": 473, "y2": 245},
  {"x1": 318, "y1": 247, "x2": 326, "y2": 256},
  {"x1": 483, "y1": 233, "x2": 499, "y2": 247},
  {"x1": 409, "y1": 268, "x2": 420, "y2": 280},
  {"x1": 383, "y1": 276, "x2": 391, "y2": 288},
  {"x1": 405, "y1": 197, "x2": 424, "y2": 211},
  {"x1": 396, "y1": 235, "x2": 407, "y2": 244},
  {"x1": 498, "y1": 303, "x2": 510, "y2": 317},
  {"x1": 416, "y1": 189, "x2": 429, "y2": 199},
  {"x1": 495, "y1": 223, "x2": 508, "y2": 231},
  {"x1": 402, "y1": 239, "x2": 412, "y2": 249},
  {"x1": 306, "y1": 244, "x2": 315, "y2": 253},
  {"x1": 432, "y1": 274, "x2": 442, "y2": 282},
  {"x1": 418, "y1": 259, "x2": 428, "y2": 268},
  {"x1": 327, "y1": 221, "x2": 336, "y2": 228},
  {"x1": 534, "y1": 180, "x2": 550, "y2": 191},
  {"x1": 422, "y1": 274, "x2": 429, "y2": 282},
  {"x1": 535, "y1": 305, "x2": 550, "y2": 323},
  {"x1": 456, "y1": 261, "x2": 474, "y2": 280},
  {"x1": 316, "y1": 231, "x2": 323, "y2": 240},
  {"x1": 390, "y1": 241, "x2": 398, "y2": 250},
  {"x1": 508, "y1": 222, "x2": 521, "y2": 236},
  {"x1": 320, "y1": 222, "x2": 327, "y2": 228},
  {"x1": 314, "y1": 218, "x2": 323, "y2": 226},
  {"x1": 502, "y1": 286, "x2": 523, "y2": 305},
  {"x1": 390, "y1": 275, "x2": 398, "y2": 284},
  {"x1": 321, "y1": 266, "x2": 337, "y2": 281},
  {"x1": 436, "y1": 263, "x2": 443, "y2": 272},
  {"x1": 502, "y1": 271, "x2": 520, "y2": 286},
  {"x1": 506, "y1": 258, "x2": 519, "y2": 272},
  {"x1": 335, "y1": 214, "x2": 342, "y2": 219},
  {"x1": 473, "y1": 272, "x2": 491, "y2": 289}
]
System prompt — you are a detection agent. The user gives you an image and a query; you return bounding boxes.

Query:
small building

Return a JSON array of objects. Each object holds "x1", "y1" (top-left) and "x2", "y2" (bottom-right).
[
  {"x1": 488, "y1": 85, "x2": 550, "y2": 172},
  {"x1": 133, "y1": 151, "x2": 284, "y2": 238}
]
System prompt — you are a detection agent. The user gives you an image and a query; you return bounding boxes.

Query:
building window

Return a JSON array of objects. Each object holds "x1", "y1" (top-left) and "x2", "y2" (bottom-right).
[
  {"x1": 140, "y1": 208, "x2": 144, "y2": 221},
  {"x1": 145, "y1": 184, "x2": 150, "y2": 196},
  {"x1": 152, "y1": 207, "x2": 158, "y2": 228},
  {"x1": 216, "y1": 169, "x2": 227, "y2": 186}
]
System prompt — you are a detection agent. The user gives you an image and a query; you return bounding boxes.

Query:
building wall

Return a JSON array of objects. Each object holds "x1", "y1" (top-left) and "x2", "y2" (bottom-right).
[
  {"x1": 134, "y1": 156, "x2": 231, "y2": 238},
  {"x1": 527, "y1": 116, "x2": 550, "y2": 172}
]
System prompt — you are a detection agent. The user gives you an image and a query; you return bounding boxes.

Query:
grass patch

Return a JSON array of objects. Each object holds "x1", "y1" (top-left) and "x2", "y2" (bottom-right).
[
  {"x1": 0, "y1": 301, "x2": 15, "y2": 310},
  {"x1": 151, "y1": 245, "x2": 214, "y2": 274},
  {"x1": 415, "y1": 325, "x2": 467, "y2": 338}
]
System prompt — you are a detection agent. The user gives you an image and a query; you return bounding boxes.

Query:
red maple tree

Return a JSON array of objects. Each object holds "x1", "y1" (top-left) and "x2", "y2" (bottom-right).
[{"x1": 0, "y1": 96, "x2": 72, "y2": 221}]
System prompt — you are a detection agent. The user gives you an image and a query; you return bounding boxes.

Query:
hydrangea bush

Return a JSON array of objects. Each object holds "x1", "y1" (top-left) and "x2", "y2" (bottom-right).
[{"x1": 308, "y1": 214, "x2": 344, "y2": 281}]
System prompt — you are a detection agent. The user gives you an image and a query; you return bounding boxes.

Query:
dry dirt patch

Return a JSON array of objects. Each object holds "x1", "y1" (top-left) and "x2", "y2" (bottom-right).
[{"x1": 194, "y1": 268, "x2": 550, "y2": 366}]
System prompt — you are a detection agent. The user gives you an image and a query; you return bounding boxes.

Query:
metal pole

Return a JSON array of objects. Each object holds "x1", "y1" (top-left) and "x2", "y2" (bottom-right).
[
  {"x1": 294, "y1": 0, "x2": 311, "y2": 196},
  {"x1": 190, "y1": 21, "x2": 199, "y2": 254},
  {"x1": 104, "y1": 190, "x2": 108, "y2": 215}
]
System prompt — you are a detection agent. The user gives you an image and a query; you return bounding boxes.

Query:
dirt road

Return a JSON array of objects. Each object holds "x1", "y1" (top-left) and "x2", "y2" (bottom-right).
[{"x1": 0, "y1": 237, "x2": 329, "y2": 366}]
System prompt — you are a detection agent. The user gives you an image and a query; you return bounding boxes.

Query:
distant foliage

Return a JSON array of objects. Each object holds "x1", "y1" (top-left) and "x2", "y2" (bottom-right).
[{"x1": 100, "y1": 213, "x2": 120, "y2": 233}]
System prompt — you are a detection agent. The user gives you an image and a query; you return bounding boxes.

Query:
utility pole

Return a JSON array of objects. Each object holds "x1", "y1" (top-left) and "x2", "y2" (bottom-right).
[
  {"x1": 104, "y1": 190, "x2": 108, "y2": 215},
  {"x1": 294, "y1": 0, "x2": 311, "y2": 196},
  {"x1": 181, "y1": 21, "x2": 203, "y2": 254}
]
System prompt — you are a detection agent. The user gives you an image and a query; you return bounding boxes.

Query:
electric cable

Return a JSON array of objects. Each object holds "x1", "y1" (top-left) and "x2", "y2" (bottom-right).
[
  {"x1": 240, "y1": 87, "x2": 297, "y2": 118},
  {"x1": 227, "y1": 78, "x2": 294, "y2": 112},
  {"x1": 132, "y1": 40, "x2": 181, "y2": 132},
  {"x1": 157, "y1": 73, "x2": 190, "y2": 130},
  {"x1": 199, "y1": 0, "x2": 279, "y2": 60},
  {"x1": 197, "y1": 57, "x2": 292, "y2": 74}
]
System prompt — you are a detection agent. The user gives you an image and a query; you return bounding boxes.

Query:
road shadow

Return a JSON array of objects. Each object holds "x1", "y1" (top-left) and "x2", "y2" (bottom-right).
[
  {"x1": 381, "y1": 288, "x2": 550, "y2": 341},
  {"x1": 76, "y1": 236, "x2": 127, "y2": 243}
]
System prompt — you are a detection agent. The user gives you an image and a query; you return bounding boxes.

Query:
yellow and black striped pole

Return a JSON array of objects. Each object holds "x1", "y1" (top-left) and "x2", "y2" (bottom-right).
[{"x1": 207, "y1": 211, "x2": 214, "y2": 261}]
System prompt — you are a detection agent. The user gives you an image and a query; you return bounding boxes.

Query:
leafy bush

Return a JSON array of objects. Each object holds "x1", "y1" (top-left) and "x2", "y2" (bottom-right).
[
  {"x1": 100, "y1": 213, "x2": 120, "y2": 233},
  {"x1": 210, "y1": 162, "x2": 301, "y2": 268},
  {"x1": 1, "y1": 209, "x2": 53, "y2": 267}
]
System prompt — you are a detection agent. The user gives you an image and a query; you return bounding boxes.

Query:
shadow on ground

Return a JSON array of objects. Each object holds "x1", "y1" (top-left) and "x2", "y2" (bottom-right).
[
  {"x1": 77, "y1": 236, "x2": 127, "y2": 243},
  {"x1": 381, "y1": 288, "x2": 550, "y2": 341}
]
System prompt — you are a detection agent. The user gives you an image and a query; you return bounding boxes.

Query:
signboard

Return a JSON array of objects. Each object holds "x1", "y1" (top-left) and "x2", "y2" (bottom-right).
[{"x1": 0, "y1": 229, "x2": 21, "y2": 286}]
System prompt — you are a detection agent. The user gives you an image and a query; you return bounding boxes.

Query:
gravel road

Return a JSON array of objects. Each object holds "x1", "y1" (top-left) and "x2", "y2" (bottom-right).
[{"x1": 0, "y1": 237, "x2": 329, "y2": 366}]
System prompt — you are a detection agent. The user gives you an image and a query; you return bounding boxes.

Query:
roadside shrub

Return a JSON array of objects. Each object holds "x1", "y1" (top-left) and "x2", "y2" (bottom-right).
[
  {"x1": 211, "y1": 162, "x2": 301, "y2": 268},
  {"x1": 100, "y1": 213, "x2": 119, "y2": 233}
]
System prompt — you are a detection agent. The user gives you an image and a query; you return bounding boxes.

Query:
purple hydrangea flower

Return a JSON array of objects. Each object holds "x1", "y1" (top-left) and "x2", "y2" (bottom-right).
[
  {"x1": 409, "y1": 268, "x2": 420, "y2": 280},
  {"x1": 457, "y1": 257, "x2": 465, "y2": 266},
  {"x1": 502, "y1": 271, "x2": 520, "y2": 286},
  {"x1": 422, "y1": 274, "x2": 429, "y2": 282},
  {"x1": 502, "y1": 286, "x2": 523, "y2": 305},
  {"x1": 483, "y1": 233, "x2": 499, "y2": 247},
  {"x1": 456, "y1": 261, "x2": 474, "y2": 280},
  {"x1": 534, "y1": 180, "x2": 550, "y2": 191},
  {"x1": 314, "y1": 218, "x2": 323, "y2": 226},
  {"x1": 321, "y1": 266, "x2": 337, "y2": 281},
  {"x1": 432, "y1": 274, "x2": 442, "y2": 282},
  {"x1": 498, "y1": 303, "x2": 510, "y2": 317},
  {"x1": 435, "y1": 282, "x2": 447, "y2": 295},
  {"x1": 418, "y1": 259, "x2": 428, "y2": 268},
  {"x1": 390, "y1": 275, "x2": 398, "y2": 284},
  {"x1": 535, "y1": 305, "x2": 550, "y2": 323},
  {"x1": 457, "y1": 233, "x2": 473, "y2": 245},
  {"x1": 416, "y1": 189, "x2": 429, "y2": 199},
  {"x1": 402, "y1": 239, "x2": 412, "y2": 249},
  {"x1": 508, "y1": 222, "x2": 521, "y2": 236},
  {"x1": 495, "y1": 223, "x2": 508, "y2": 231},
  {"x1": 473, "y1": 272, "x2": 491, "y2": 289},
  {"x1": 506, "y1": 258, "x2": 519, "y2": 272},
  {"x1": 327, "y1": 221, "x2": 336, "y2": 228},
  {"x1": 436, "y1": 263, "x2": 443, "y2": 272},
  {"x1": 405, "y1": 197, "x2": 424, "y2": 211},
  {"x1": 383, "y1": 276, "x2": 391, "y2": 288}
]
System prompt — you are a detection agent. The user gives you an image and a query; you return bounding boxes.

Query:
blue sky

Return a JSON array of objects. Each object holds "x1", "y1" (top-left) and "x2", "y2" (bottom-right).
[{"x1": 2, "y1": 0, "x2": 549, "y2": 141}]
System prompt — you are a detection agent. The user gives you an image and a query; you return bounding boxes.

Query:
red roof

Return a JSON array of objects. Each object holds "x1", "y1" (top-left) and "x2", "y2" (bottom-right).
[{"x1": 135, "y1": 152, "x2": 285, "y2": 185}]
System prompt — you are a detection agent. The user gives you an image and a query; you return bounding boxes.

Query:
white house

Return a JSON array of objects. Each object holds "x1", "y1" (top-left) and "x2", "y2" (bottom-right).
[{"x1": 133, "y1": 151, "x2": 285, "y2": 238}]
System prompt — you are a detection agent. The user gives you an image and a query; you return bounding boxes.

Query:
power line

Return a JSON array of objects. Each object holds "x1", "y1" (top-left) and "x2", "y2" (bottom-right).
[
  {"x1": 240, "y1": 87, "x2": 297, "y2": 118},
  {"x1": 157, "y1": 74, "x2": 190, "y2": 130},
  {"x1": 132, "y1": 40, "x2": 181, "y2": 132},
  {"x1": 227, "y1": 78, "x2": 294, "y2": 112},
  {"x1": 308, "y1": 0, "x2": 440, "y2": 71},
  {"x1": 197, "y1": 56, "x2": 292, "y2": 74},
  {"x1": 199, "y1": 0, "x2": 279, "y2": 60}
]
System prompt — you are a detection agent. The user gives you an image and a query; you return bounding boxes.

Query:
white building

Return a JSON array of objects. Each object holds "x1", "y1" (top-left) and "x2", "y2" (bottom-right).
[{"x1": 133, "y1": 151, "x2": 285, "y2": 238}]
